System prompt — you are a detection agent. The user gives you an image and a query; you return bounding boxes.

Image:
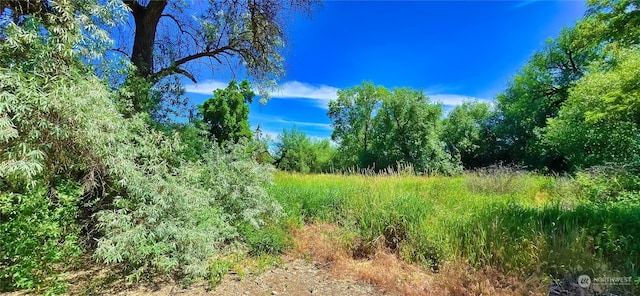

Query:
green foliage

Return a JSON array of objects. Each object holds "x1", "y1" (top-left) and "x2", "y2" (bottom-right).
[
  {"x1": 209, "y1": 258, "x2": 233, "y2": 288},
  {"x1": 546, "y1": 47, "x2": 640, "y2": 169},
  {"x1": 328, "y1": 81, "x2": 389, "y2": 168},
  {"x1": 95, "y1": 136, "x2": 279, "y2": 278},
  {"x1": 0, "y1": 0, "x2": 128, "y2": 62},
  {"x1": 0, "y1": 2, "x2": 126, "y2": 291},
  {"x1": 0, "y1": 183, "x2": 82, "y2": 293},
  {"x1": 442, "y1": 101, "x2": 495, "y2": 169},
  {"x1": 492, "y1": 0, "x2": 640, "y2": 173},
  {"x1": 1, "y1": 3, "x2": 282, "y2": 288},
  {"x1": 582, "y1": 0, "x2": 640, "y2": 47},
  {"x1": 275, "y1": 126, "x2": 335, "y2": 173},
  {"x1": 199, "y1": 80, "x2": 255, "y2": 144},
  {"x1": 238, "y1": 223, "x2": 290, "y2": 256},
  {"x1": 328, "y1": 83, "x2": 460, "y2": 174},
  {"x1": 163, "y1": 121, "x2": 211, "y2": 162},
  {"x1": 251, "y1": 126, "x2": 276, "y2": 165},
  {"x1": 574, "y1": 163, "x2": 640, "y2": 203},
  {"x1": 494, "y1": 27, "x2": 597, "y2": 171},
  {"x1": 271, "y1": 172, "x2": 640, "y2": 293},
  {"x1": 372, "y1": 87, "x2": 461, "y2": 175}
]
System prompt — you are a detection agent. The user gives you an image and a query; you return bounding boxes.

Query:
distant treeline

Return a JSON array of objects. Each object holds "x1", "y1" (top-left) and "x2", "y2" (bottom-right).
[{"x1": 269, "y1": 0, "x2": 640, "y2": 174}]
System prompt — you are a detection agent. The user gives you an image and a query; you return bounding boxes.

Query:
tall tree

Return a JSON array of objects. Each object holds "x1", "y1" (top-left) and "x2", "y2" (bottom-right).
[
  {"x1": 199, "y1": 79, "x2": 254, "y2": 144},
  {"x1": 494, "y1": 27, "x2": 597, "y2": 171},
  {"x1": 371, "y1": 88, "x2": 459, "y2": 174},
  {"x1": 581, "y1": 0, "x2": 640, "y2": 47},
  {"x1": 117, "y1": 0, "x2": 317, "y2": 113},
  {"x1": 545, "y1": 47, "x2": 640, "y2": 170},
  {"x1": 328, "y1": 81, "x2": 389, "y2": 168},
  {"x1": 442, "y1": 100, "x2": 494, "y2": 169}
]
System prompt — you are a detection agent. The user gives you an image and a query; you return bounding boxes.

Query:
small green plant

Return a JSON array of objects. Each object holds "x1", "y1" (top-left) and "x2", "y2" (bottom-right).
[
  {"x1": 209, "y1": 258, "x2": 233, "y2": 288},
  {"x1": 239, "y1": 223, "x2": 291, "y2": 256}
]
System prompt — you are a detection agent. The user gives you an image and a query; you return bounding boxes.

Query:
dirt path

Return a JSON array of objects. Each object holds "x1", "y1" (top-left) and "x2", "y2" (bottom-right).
[
  {"x1": 4, "y1": 257, "x2": 382, "y2": 296},
  {"x1": 213, "y1": 258, "x2": 382, "y2": 296}
]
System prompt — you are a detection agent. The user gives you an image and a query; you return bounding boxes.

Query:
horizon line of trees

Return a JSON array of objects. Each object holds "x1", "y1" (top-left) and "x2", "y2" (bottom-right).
[{"x1": 270, "y1": 0, "x2": 640, "y2": 175}]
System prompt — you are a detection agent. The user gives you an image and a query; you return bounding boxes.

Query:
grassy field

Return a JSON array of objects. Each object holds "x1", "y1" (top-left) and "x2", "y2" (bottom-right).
[{"x1": 268, "y1": 170, "x2": 640, "y2": 293}]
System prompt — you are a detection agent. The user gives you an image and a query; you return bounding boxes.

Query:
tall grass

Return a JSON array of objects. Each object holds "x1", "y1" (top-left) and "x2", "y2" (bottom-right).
[{"x1": 269, "y1": 171, "x2": 639, "y2": 291}]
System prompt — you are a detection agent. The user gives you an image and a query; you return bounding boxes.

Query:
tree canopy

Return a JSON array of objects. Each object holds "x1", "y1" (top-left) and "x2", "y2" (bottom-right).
[
  {"x1": 199, "y1": 79, "x2": 255, "y2": 144},
  {"x1": 117, "y1": 0, "x2": 317, "y2": 113}
]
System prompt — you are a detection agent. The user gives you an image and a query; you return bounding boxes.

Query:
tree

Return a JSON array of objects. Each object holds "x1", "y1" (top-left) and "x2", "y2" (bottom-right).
[
  {"x1": 199, "y1": 79, "x2": 254, "y2": 144},
  {"x1": 581, "y1": 0, "x2": 640, "y2": 47},
  {"x1": 117, "y1": 0, "x2": 317, "y2": 113},
  {"x1": 274, "y1": 126, "x2": 334, "y2": 173},
  {"x1": 328, "y1": 81, "x2": 389, "y2": 168},
  {"x1": 371, "y1": 88, "x2": 460, "y2": 174},
  {"x1": 442, "y1": 100, "x2": 494, "y2": 169},
  {"x1": 545, "y1": 46, "x2": 640, "y2": 170},
  {"x1": 494, "y1": 27, "x2": 597, "y2": 171}
]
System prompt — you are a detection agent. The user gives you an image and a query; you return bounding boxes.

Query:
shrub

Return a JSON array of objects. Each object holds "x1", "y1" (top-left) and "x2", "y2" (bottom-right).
[
  {"x1": 0, "y1": 183, "x2": 82, "y2": 293},
  {"x1": 94, "y1": 133, "x2": 280, "y2": 279},
  {"x1": 238, "y1": 223, "x2": 290, "y2": 256},
  {"x1": 574, "y1": 163, "x2": 640, "y2": 203}
]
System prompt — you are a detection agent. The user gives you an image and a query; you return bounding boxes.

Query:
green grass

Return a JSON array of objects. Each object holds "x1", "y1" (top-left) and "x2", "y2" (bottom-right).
[{"x1": 268, "y1": 171, "x2": 640, "y2": 289}]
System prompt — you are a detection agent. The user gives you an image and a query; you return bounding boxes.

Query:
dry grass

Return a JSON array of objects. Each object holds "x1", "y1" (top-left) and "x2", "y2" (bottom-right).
[{"x1": 292, "y1": 223, "x2": 547, "y2": 296}]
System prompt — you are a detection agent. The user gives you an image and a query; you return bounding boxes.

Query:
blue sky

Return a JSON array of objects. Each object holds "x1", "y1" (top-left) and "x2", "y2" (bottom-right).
[{"x1": 183, "y1": 0, "x2": 587, "y2": 141}]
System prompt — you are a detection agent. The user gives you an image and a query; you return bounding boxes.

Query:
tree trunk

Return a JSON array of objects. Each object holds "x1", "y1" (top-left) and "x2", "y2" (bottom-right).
[{"x1": 126, "y1": 0, "x2": 167, "y2": 79}]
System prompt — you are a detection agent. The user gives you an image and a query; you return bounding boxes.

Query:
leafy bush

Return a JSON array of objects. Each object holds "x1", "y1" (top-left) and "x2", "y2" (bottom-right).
[
  {"x1": 574, "y1": 163, "x2": 640, "y2": 203},
  {"x1": 0, "y1": 183, "x2": 82, "y2": 293},
  {"x1": 94, "y1": 131, "x2": 280, "y2": 278},
  {"x1": 238, "y1": 223, "x2": 290, "y2": 256},
  {"x1": 1, "y1": 5, "x2": 281, "y2": 288},
  {"x1": 0, "y1": 12, "x2": 124, "y2": 290}
]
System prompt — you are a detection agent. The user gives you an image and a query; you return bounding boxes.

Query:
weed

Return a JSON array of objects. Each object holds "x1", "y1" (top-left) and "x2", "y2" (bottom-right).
[{"x1": 270, "y1": 171, "x2": 640, "y2": 293}]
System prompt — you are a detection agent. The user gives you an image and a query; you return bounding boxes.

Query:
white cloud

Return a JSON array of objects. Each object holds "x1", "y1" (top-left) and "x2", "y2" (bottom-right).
[
  {"x1": 513, "y1": 0, "x2": 540, "y2": 9},
  {"x1": 184, "y1": 79, "x2": 338, "y2": 109},
  {"x1": 270, "y1": 81, "x2": 338, "y2": 109},
  {"x1": 251, "y1": 114, "x2": 332, "y2": 130},
  {"x1": 428, "y1": 94, "x2": 492, "y2": 107},
  {"x1": 183, "y1": 80, "x2": 229, "y2": 95}
]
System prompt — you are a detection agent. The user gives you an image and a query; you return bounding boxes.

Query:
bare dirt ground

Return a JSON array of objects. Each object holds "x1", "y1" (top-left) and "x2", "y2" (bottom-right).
[
  {"x1": 213, "y1": 258, "x2": 383, "y2": 296},
  {"x1": 3, "y1": 256, "x2": 384, "y2": 296}
]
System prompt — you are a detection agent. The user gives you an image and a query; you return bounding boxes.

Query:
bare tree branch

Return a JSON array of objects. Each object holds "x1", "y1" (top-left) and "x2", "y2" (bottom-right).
[{"x1": 152, "y1": 45, "x2": 235, "y2": 81}]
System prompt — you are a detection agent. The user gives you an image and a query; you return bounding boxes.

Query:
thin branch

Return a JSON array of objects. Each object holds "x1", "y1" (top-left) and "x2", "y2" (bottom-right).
[
  {"x1": 108, "y1": 48, "x2": 130, "y2": 57},
  {"x1": 160, "y1": 13, "x2": 199, "y2": 44},
  {"x1": 172, "y1": 67, "x2": 197, "y2": 83},
  {"x1": 151, "y1": 46, "x2": 235, "y2": 81}
]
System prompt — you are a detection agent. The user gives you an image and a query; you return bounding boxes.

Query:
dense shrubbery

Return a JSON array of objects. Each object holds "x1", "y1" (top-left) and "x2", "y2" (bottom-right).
[
  {"x1": 274, "y1": 126, "x2": 335, "y2": 173},
  {"x1": 0, "y1": 183, "x2": 83, "y2": 292},
  {"x1": 0, "y1": 2, "x2": 281, "y2": 291}
]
